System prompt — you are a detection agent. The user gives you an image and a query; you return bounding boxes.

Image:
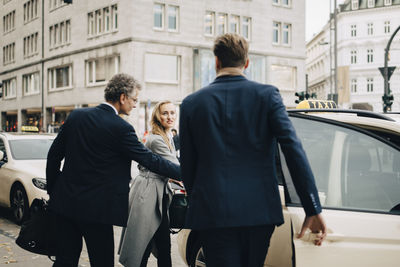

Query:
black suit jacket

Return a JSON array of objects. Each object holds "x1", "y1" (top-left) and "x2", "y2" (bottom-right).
[
  {"x1": 180, "y1": 75, "x2": 321, "y2": 230},
  {"x1": 46, "y1": 104, "x2": 180, "y2": 227}
]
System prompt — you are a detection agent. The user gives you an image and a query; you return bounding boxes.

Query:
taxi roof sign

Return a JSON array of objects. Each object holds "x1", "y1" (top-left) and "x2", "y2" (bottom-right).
[
  {"x1": 296, "y1": 100, "x2": 337, "y2": 109},
  {"x1": 21, "y1": 126, "x2": 39, "y2": 132}
]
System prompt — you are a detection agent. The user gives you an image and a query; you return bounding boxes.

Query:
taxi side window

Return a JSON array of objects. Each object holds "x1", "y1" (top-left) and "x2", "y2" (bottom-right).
[{"x1": 283, "y1": 116, "x2": 400, "y2": 214}]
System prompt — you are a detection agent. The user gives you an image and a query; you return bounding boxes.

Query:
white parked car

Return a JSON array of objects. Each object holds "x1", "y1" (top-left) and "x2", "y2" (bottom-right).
[
  {"x1": 177, "y1": 108, "x2": 400, "y2": 267},
  {"x1": 0, "y1": 132, "x2": 54, "y2": 224}
]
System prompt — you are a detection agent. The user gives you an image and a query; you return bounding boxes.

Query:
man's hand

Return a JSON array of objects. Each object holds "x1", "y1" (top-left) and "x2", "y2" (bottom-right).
[{"x1": 297, "y1": 214, "x2": 327, "y2": 246}]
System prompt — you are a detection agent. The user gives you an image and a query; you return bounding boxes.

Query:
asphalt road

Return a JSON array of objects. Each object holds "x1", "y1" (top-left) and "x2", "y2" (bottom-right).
[{"x1": 0, "y1": 207, "x2": 187, "y2": 267}]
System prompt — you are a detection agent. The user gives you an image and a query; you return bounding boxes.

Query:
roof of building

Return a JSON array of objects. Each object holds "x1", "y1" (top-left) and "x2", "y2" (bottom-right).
[{"x1": 340, "y1": 0, "x2": 400, "y2": 12}]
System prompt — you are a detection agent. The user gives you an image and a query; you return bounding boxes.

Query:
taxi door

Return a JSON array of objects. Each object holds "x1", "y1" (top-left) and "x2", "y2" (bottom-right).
[{"x1": 282, "y1": 115, "x2": 400, "y2": 267}]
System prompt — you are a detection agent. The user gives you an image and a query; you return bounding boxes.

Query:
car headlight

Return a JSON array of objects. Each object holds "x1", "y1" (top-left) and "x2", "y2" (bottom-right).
[{"x1": 32, "y1": 178, "x2": 47, "y2": 190}]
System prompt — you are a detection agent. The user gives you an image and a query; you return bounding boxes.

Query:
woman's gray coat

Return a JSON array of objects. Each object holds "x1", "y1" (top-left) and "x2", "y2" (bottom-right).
[{"x1": 118, "y1": 134, "x2": 179, "y2": 267}]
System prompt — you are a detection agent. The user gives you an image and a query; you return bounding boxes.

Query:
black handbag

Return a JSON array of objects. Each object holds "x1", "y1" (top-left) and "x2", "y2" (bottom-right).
[
  {"x1": 169, "y1": 193, "x2": 188, "y2": 230},
  {"x1": 15, "y1": 198, "x2": 57, "y2": 258}
]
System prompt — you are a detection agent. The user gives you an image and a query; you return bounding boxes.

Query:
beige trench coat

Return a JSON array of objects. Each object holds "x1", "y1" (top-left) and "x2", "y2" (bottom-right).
[{"x1": 118, "y1": 134, "x2": 179, "y2": 267}]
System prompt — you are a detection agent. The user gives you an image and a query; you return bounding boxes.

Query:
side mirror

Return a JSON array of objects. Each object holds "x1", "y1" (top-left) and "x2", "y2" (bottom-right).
[{"x1": 0, "y1": 151, "x2": 4, "y2": 161}]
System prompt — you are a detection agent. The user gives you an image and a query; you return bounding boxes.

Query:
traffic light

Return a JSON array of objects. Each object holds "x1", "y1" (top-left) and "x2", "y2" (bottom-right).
[
  {"x1": 382, "y1": 94, "x2": 394, "y2": 112},
  {"x1": 295, "y1": 91, "x2": 305, "y2": 104}
]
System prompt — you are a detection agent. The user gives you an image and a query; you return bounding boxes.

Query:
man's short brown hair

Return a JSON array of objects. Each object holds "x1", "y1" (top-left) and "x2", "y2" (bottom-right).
[{"x1": 213, "y1": 33, "x2": 249, "y2": 68}]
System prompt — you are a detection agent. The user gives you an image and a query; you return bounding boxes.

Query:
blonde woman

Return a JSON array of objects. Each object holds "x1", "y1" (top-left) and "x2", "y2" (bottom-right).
[{"x1": 119, "y1": 101, "x2": 182, "y2": 267}]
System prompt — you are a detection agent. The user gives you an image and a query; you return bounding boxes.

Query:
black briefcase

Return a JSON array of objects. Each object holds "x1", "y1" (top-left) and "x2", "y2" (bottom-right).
[
  {"x1": 15, "y1": 198, "x2": 57, "y2": 257},
  {"x1": 169, "y1": 193, "x2": 188, "y2": 229}
]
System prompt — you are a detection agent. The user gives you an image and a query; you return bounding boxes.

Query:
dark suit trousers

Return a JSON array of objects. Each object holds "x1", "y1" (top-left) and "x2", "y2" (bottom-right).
[
  {"x1": 199, "y1": 225, "x2": 275, "y2": 267},
  {"x1": 52, "y1": 213, "x2": 114, "y2": 267}
]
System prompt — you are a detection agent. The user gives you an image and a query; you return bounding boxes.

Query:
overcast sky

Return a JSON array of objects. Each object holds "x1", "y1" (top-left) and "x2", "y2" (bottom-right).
[{"x1": 306, "y1": 0, "x2": 346, "y2": 41}]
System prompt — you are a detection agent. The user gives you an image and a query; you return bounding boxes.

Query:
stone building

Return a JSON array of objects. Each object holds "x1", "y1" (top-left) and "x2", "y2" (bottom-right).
[
  {"x1": 306, "y1": 0, "x2": 400, "y2": 111},
  {"x1": 1, "y1": 0, "x2": 305, "y2": 134}
]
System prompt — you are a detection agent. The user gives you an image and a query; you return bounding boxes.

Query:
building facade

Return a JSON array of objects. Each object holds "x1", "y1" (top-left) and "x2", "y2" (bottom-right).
[
  {"x1": 306, "y1": 0, "x2": 400, "y2": 111},
  {"x1": 1, "y1": 0, "x2": 305, "y2": 135}
]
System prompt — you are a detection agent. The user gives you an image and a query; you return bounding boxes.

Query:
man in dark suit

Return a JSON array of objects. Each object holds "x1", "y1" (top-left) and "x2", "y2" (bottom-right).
[
  {"x1": 46, "y1": 73, "x2": 180, "y2": 267},
  {"x1": 179, "y1": 34, "x2": 326, "y2": 267}
]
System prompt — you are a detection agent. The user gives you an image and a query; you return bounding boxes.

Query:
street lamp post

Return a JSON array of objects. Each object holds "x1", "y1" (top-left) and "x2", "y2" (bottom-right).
[
  {"x1": 381, "y1": 25, "x2": 400, "y2": 113},
  {"x1": 333, "y1": 0, "x2": 338, "y2": 102}
]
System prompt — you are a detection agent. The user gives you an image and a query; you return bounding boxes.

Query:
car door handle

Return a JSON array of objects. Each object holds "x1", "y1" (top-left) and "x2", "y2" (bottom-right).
[
  {"x1": 326, "y1": 232, "x2": 345, "y2": 242},
  {"x1": 297, "y1": 232, "x2": 320, "y2": 243},
  {"x1": 298, "y1": 231, "x2": 344, "y2": 243}
]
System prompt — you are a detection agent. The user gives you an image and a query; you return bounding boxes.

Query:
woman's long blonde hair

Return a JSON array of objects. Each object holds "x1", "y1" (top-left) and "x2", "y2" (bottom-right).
[{"x1": 150, "y1": 100, "x2": 175, "y2": 151}]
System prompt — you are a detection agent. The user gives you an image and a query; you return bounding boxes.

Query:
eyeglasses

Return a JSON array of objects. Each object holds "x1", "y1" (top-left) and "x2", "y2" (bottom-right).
[{"x1": 126, "y1": 94, "x2": 138, "y2": 104}]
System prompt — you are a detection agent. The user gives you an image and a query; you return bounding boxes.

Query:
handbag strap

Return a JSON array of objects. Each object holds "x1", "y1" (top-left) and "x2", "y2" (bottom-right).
[{"x1": 169, "y1": 228, "x2": 182, "y2": 234}]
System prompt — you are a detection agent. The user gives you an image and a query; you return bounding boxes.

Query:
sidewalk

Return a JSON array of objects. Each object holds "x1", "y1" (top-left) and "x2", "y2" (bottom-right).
[
  {"x1": 0, "y1": 208, "x2": 186, "y2": 267},
  {"x1": 0, "y1": 209, "x2": 122, "y2": 267}
]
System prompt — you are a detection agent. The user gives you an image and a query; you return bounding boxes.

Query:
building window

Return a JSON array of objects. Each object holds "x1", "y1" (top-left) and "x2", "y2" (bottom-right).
[
  {"x1": 49, "y1": 0, "x2": 66, "y2": 10},
  {"x1": 272, "y1": 0, "x2": 280, "y2": 5},
  {"x1": 242, "y1": 17, "x2": 251, "y2": 40},
  {"x1": 48, "y1": 65, "x2": 72, "y2": 91},
  {"x1": 351, "y1": 79, "x2": 357, "y2": 93},
  {"x1": 23, "y1": 72, "x2": 40, "y2": 95},
  {"x1": 384, "y1": 21, "x2": 390, "y2": 34},
  {"x1": 145, "y1": 53, "x2": 180, "y2": 84},
  {"x1": 49, "y1": 20, "x2": 70, "y2": 48},
  {"x1": 167, "y1": 5, "x2": 179, "y2": 31},
  {"x1": 282, "y1": 23, "x2": 291, "y2": 45},
  {"x1": 270, "y1": 65, "x2": 297, "y2": 91},
  {"x1": 96, "y1": 9, "x2": 102, "y2": 34},
  {"x1": 204, "y1": 11, "x2": 215, "y2": 36},
  {"x1": 351, "y1": 0, "x2": 359, "y2": 10},
  {"x1": 3, "y1": 78, "x2": 16, "y2": 99},
  {"x1": 88, "y1": 13, "x2": 94, "y2": 35},
  {"x1": 367, "y1": 0, "x2": 375, "y2": 8},
  {"x1": 3, "y1": 10, "x2": 15, "y2": 34},
  {"x1": 273, "y1": 22, "x2": 281, "y2": 44},
  {"x1": 367, "y1": 49, "x2": 374, "y2": 63},
  {"x1": 66, "y1": 20, "x2": 71, "y2": 43},
  {"x1": 86, "y1": 55, "x2": 119, "y2": 86},
  {"x1": 153, "y1": 4, "x2": 179, "y2": 32},
  {"x1": 154, "y1": 3, "x2": 164, "y2": 30},
  {"x1": 384, "y1": 0, "x2": 392, "y2": 6},
  {"x1": 367, "y1": 78, "x2": 373, "y2": 92},
  {"x1": 23, "y1": 0, "x2": 38, "y2": 24},
  {"x1": 351, "y1": 24, "x2": 357, "y2": 37},
  {"x1": 104, "y1": 7, "x2": 110, "y2": 32},
  {"x1": 23, "y1": 32, "x2": 39, "y2": 58},
  {"x1": 217, "y1": 13, "x2": 227, "y2": 35},
  {"x1": 350, "y1": 50, "x2": 357, "y2": 64},
  {"x1": 2, "y1": 43, "x2": 15, "y2": 65},
  {"x1": 367, "y1": 23, "x2": 373, "y2": 35},
  {"x1": 112, "y1": 5, "x2": 118, "y2": 31},
  {"x1": 230, "y1": 15, "x2": 240, "y2": 34},
  {"x1": 244, "y1": 55, "x2": 265, "y2": 83},
  {"x1": 87, "y1": 4, "x2": 118, "y2": 37},
  {"x1": 282, "y1": 0, "x2": 291, "y2": 7}
]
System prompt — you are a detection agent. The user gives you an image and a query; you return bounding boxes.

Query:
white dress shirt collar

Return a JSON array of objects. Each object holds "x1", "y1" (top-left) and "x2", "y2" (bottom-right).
[{"x1": 102, "y1": 102, "x2": 118, "y2": 115}]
